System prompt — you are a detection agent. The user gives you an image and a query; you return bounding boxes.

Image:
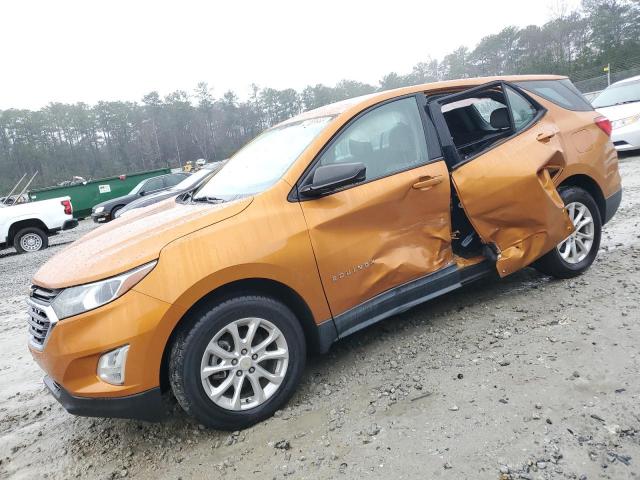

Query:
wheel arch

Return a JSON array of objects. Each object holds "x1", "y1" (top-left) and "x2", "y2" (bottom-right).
[
  {"x1": 159, "y1": 277, "x2": 334, "y2": 392},
  {"x1": 7, "y1": 218, "x2": 49, "y2": 244},
  {"x1": 110, "y1": 204, "x2": 126, "y2": 217},
  {"x1": 558, "y1": 174, "x2": 606, "y2": 223}
]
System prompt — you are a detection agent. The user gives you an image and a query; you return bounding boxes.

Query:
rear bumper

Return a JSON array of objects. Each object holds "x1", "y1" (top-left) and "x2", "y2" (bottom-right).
[
  {"x1": 44, "y1": 375, "x2": 165, "y2": 421},
  {"x1": 603, "y1": 188, "x2": 622, "y2": 225},
  {"x1": 62, "y1": 219, "x2": 78, "y2": 230}
]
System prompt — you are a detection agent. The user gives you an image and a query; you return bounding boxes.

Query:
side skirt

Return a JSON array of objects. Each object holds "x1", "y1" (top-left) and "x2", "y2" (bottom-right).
[{"x1": 332, "y1": 261, "x2": 494, "y2": 339}]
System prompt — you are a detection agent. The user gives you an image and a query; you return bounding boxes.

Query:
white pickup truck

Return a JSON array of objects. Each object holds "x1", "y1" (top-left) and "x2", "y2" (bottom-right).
[{"x1": 0, "y1": 197, "x2": 78, "y2": 254}]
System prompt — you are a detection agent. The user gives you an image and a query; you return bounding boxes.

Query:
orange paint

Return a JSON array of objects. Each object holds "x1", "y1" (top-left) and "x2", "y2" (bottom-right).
[{"x1": 29, "y1": 75, "x2": 621, "y2": 408}]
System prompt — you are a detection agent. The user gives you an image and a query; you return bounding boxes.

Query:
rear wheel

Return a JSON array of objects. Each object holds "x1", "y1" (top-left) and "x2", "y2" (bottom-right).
[
  {"x1": 169, "y1": 295, "x2": 306, "y2": 430},
  {"x1": 14, "y1": 227, "x2": 48, "y2": 253},
  {"x1": 534, "y1": 186, "x2": 601, "y2": 279}
]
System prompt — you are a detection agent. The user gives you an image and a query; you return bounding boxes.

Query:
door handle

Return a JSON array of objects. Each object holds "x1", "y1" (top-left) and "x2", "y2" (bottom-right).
[
  {"x1": 536, "y1": 130, "x2": 556, "y2": 142},
  {"x1": 413, "y1": 176, "x2": 443, "y2": 190}
]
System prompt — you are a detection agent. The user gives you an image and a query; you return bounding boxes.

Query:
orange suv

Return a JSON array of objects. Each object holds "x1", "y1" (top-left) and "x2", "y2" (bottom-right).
[{"x1": 28, "y1": 76, "x2": 622, "y2": 429}]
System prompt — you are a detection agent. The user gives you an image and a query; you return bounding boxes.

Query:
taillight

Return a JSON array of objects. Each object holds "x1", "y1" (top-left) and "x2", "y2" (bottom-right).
[
  {"x1": 595, "y1": 116, "x2": 612, "y2": 137},
  {"x1": 61, "y1": 199, "x2": 72, "y2": 215}
]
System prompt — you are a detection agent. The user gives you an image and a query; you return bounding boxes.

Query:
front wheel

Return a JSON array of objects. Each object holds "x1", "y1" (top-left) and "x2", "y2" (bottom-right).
[
  {"x1": 110, "y1": 205, "x2": 124, "y2": 220},
  {"x1": 169, "y1": 295, "x2": 306, "y2": 429},
  {"x1": 534, "y1": 186, "x2": 602, "y2": 279},
  {"x1": 14, "y1": 227, "x2": 49, "y2": 253}
]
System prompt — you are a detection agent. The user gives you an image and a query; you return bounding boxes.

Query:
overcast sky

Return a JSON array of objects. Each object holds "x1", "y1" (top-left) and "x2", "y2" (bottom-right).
[{"x1": 1, "y1": 0, "x2": 580, "y2": 110}]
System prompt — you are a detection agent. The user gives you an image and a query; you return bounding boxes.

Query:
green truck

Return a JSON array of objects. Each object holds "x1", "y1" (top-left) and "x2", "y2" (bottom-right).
[{"x1": 29, "y1": 168, "x2": 171, "y2": 219}]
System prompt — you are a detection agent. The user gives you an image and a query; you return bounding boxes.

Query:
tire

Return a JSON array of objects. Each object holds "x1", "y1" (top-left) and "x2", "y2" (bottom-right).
[
  {"x1": 110, "y1": 205, "x2": 124, "y2": 221},
  {"x1": 534, "y1": 186, "x2": 601, "y2": 279},
  {"x1": 169, "y1": 295, "x2": 306, "y2": 430},
  {"x1": 13, "y1": 227, "x2": 49, "y2": 253}
]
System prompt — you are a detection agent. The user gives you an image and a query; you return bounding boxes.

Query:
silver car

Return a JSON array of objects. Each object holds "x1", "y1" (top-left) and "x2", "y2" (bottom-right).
[{"x1": 593, "y1": 75, "x2": 640, "y2": 152}]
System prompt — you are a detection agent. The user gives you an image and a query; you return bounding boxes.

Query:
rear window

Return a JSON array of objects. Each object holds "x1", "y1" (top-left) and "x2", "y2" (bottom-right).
[
  {"x1": 515, "y1": 79, "x2": 593, "y2": 112},
  {"x1": 592, "y1": 79, "x2": 640, "y2": 108}
]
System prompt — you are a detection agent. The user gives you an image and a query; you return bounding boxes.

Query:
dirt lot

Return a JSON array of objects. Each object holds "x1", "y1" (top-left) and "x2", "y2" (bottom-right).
[{"x1": 1, "y1": 155, "x2": 639, "y2": 480}]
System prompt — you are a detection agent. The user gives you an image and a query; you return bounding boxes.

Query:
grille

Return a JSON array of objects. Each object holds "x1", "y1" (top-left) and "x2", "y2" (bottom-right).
[
  {"x1": 31, "y1": 286, "x2": 59, "y2": 303},
  {"x1": 27, "y1": 286, "x2": 60, "y2": 350}
]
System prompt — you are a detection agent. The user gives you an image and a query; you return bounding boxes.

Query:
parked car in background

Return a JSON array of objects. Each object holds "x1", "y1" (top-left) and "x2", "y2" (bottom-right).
[
  {"x1": 28, "y1": 75, "x2": 621, "y2": 429},
  {"x1": 593, "y1": 75, "x2": 640, "y2": 152},
  {"x1": 115, "y1": 161, "x2": 228, "y2": 218},
  {"x1": 1, "y1": 197, "x2": 76, "y2": 253},
  {"x1": 29, "y1": 168, "x2": 172, "y2": 219},
  {"x1": 90, "y1": 173, "x2": 188, "y2": 222}
]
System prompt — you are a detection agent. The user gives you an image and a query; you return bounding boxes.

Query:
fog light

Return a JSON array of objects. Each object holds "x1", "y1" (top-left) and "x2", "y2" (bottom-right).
[{"x1": 97, "y1": 345, "x2": 130, "y2": 385}]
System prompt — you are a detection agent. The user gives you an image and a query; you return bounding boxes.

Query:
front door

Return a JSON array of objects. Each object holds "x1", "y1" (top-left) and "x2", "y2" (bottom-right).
[
  {"x1": 430, "y1": 82, "x2": 574, "y2": 277},
  {"x1": 298, "y1": 96, "x2": 453, "y2": 320}
]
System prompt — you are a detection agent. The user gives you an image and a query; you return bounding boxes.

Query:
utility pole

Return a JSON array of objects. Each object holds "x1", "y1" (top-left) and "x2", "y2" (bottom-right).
[{"x1": 604, "y1": 63, "x2": 611, "y2": 86}]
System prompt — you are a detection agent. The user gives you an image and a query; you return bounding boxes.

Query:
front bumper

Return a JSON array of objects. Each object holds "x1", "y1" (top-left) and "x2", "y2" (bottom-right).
[
  {"x1": 603, "y1": 188, "x2": 622, "y2": 225},
  {"x1": 44, "y1": 375, "x2": 165, "y2": 421},
  {"x1": 91, "y1": 211, "x2": 109, "y2": 223},
  {"x1": 28, "y1": 288, "x2": 175, "y2": 410},
  {"x1": 611, "y1": 123, "x2": 640, "y2": 152}
]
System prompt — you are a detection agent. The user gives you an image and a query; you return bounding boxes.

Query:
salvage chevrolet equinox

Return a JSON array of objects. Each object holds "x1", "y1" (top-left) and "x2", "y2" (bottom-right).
[{"x1": 28, "y1": 75, "x2": 622, "y2": 429}]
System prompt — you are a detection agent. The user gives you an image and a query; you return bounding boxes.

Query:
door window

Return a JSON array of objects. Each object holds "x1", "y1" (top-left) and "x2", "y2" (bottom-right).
[
  {"x1": 516, "y1": 79, "x2": 593, "y2": 112},
  {"x1": 505, "y1": 86, "x2": 537, "y2": 131},
  {"x1": 165, "y1": 173, "x2": 187, "y2": 187},
  {"x1": 317, "y1": 97, "x2": 429, "y2": 182},
  {"x1": 142, "y1": 177, "x2": 164, "y2": 193}
]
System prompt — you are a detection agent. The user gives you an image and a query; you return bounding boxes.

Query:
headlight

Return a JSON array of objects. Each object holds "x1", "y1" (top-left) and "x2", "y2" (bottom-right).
[
  {"x1": 611, "y1": 114, "x2": 640, "y2": 130},
  {"x1": 51, "y1": 261, "x2": 157, "y2": 319},
  {"x1": 93, "y1": 206, "x2": 104, "y2": 214}
]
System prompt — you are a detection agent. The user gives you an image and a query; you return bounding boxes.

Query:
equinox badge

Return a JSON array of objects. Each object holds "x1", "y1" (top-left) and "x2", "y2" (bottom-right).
[{"x1": 331, "y1": 259, "x2": 375, "y2": 282}]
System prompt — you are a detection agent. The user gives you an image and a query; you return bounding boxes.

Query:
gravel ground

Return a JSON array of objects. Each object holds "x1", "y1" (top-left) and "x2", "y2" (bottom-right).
[{"x1": 1, "y1": 155, "x2": 639, "y2": 480}]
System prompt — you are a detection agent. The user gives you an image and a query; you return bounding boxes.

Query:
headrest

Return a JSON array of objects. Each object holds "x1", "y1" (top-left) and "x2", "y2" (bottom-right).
[
  {"x1": 349, "y1": 139, "x2": 373, "y2": 158},
  {"x1": 490, "y1": 107, "x2": 510, "y2": 129},
  {"x1": 388, "y1": 122, "x2": 414, "y2": 150}
]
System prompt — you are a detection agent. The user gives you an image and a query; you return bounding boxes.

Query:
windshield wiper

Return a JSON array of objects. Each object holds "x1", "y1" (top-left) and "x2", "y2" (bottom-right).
[{"x1": 192, "y1": 196, "x2": 225, "y2": 204}]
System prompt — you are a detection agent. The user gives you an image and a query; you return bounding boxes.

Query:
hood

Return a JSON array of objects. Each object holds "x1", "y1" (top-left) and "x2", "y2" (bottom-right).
[
  {"x1": 121, "y1": 190, "x2": 175, "y2": 213},
  {"x1": 93, "y1": 194, "x2": 137, "y2": 210},
  {"x1": 33, "y1": 196, "x2": 253, "y2": 289},
  {"x1": 595, "y1": 101, "x2": 640, "y2": 121}
]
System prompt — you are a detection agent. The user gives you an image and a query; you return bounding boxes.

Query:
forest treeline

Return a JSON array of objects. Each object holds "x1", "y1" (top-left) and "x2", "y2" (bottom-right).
[{"x1": 1, "y1": 0, "x2": 638, "y2": 192}]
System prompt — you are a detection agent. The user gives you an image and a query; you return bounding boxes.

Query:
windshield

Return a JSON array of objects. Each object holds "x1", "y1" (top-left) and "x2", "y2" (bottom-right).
[
  {"x1": 194, "y1": 116, "x2": 333, "y2": 200},
  {"x1": 592, "y1": 79, "x2": 640, "y2": 108},
  {"x1": 129, "y1": 179, "x2": 147, "y2": 195},
  {"x1": 171, "y1": 168, "x2": 213, "y2": 191}
]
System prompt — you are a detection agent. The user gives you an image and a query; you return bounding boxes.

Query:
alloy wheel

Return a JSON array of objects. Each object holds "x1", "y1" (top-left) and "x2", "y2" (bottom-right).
[
  {"x1": 200, "y1": 317, "x2": 289, "y2": 411},
  {"x1": 557, "y1": 201, "x2": 595, "y2": 264}
]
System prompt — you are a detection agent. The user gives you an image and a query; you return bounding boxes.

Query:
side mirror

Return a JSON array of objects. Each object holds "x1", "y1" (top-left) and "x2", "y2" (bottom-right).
[
  {"x1": 299, "y1": 162, "x2": 366, "y2": 197},
  {"x1": 138, "y1": 190, "x2": 146, "y2": 196}
]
